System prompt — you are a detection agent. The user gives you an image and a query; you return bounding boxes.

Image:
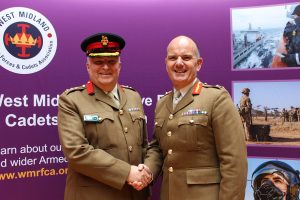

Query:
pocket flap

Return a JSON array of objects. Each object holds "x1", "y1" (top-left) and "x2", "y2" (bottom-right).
[
  {"x1": 129, "y1": 111, "x2": 145, "y2": 122},
  {"x1": 178, "y1": 115, "x2": 208, "y2": 126},
  {"x1": 186, "y1": 168, "x2": 221, "y2": 184}
]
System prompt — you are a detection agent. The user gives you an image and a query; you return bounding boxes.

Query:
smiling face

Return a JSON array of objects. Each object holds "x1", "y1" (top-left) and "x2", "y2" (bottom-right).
[
  {"x1": 165, "y1": 36, "x2": 203, "y2": 90},
  {"x1": 86, "y1": 56, "x2": 121, "y2": 92}
]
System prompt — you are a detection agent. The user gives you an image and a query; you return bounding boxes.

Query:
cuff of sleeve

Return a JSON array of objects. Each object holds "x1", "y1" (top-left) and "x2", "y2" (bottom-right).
[{"x1": 105, "y1": 160, "x2": 131, "y2": 190}]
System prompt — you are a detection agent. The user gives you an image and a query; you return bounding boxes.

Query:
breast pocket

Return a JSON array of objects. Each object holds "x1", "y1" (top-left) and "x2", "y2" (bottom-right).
[
  {"x1": 129, "y1": 111, "x2": 146, "y2": 145},
  {"x1": 83, "y1": 112, "x2": 114, "y2": 147},
  {"x1": 178, "y1": 115, "x2": 209, "y2": 150}
]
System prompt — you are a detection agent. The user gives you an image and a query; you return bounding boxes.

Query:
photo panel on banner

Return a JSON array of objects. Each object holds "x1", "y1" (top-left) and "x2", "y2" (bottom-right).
[
  {"x1": 245, "y1": 157, "x2": 300, "y2": 200},
  {"x1": 232, "y1": 80, "x2": 300, "y2": 146},
  {"x1": 231, "y1": 2, "x2": 300, "y2": 70}
]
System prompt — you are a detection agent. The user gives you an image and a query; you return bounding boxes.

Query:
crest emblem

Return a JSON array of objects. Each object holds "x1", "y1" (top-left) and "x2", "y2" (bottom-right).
[
  {"x1": 4, "y1": 22, "x2": 43, "y2": 59},
  {"x1": 0, "y1": 7, "x2": 57, "y2": 74},
  {"x1": 101, "y1": 35, "x2": 109, "y2": 46}
]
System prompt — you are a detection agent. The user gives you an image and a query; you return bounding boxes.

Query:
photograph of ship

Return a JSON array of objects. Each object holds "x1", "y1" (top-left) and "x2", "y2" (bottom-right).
[
  {"x1": 245, "y1": 158, "x2": 300, "y2": 200},
  {"x1": 232, "y1": 80, "x2": 300, "y2": 145},
  {"x1": 231, "y1": 3, "x2": 300, "y2": 69}
]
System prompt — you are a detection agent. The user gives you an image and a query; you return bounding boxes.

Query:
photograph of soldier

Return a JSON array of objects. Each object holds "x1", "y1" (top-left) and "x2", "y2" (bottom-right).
[
  {"x1": 231, "y1": 3, "x2": 300, "y2": 69},
  {"x1": 245, "y1": 158, "x2": 300, "y2": 200},
  {"x1": 281, "y1": 5, "x2": 300, "y2": 67},
  {"x1": 281, "y1": 108, "x2": 289, "y2": 124},
  {"x1": 233, "y1": 81, "x2": 300, "y2": 145},
  {"x1": 239, "y1": 88, "x2": 252, "y2": 141}
]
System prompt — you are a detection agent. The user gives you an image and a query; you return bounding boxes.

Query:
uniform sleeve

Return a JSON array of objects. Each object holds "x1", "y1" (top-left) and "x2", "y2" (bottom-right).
[
  {"x1": 144, "y1": 133, "x2": 163, "y2": 181},
  {"x1": 211, "y1": 90, "x2": 248, "y2": 200},
  {"x1": 57, "y1": 93, "x2": 131, "y2": 190},
  {"x1": 144, "y1": 104, "x2": 164, "y2": 181},
  {"x1": 140, "y1": 105, "x2": 149, "y2": 161}
]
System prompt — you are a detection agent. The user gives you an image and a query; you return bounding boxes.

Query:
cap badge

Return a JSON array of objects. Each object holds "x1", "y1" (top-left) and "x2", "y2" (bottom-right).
[{"x1": 101, "y1": 35, "x2": 109, "y2": 46}]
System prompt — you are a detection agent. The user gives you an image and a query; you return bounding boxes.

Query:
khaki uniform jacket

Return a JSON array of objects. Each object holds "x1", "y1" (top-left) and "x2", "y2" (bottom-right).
[
  {"x1": 145, "y1": 81, "x2": 247, "y2": 200},
  {"x1": 58, "y1": 83, "x2": 149, "y2": 200}
]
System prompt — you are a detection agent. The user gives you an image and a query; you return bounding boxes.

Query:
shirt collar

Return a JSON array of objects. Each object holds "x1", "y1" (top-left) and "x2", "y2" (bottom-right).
[
  {"x1": 105, "y1": 84, "x2": 119, "y2": 100},
  {"x1": 173, "y1": 78, "x2": 198, "y2": 97}
]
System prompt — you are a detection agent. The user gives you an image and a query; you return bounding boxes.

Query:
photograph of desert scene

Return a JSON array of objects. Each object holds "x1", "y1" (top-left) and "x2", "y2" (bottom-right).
[{"x1": 233, "y1": 80, "x2": 300, "y2": 145}]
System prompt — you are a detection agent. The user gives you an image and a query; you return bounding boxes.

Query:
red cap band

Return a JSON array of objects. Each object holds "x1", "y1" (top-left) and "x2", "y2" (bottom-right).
[{"x1": 86, "y1": 41, "x2": 120, "y2": 52}]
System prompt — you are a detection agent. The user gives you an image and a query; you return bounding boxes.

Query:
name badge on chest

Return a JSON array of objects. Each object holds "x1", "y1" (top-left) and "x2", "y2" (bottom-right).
[{"x1": 83, "y1": 115, "x2": 101, "y2": 122}]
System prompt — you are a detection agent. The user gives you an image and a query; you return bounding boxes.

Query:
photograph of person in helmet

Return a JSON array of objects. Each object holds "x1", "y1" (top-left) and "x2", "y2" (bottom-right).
[{"x1": 251, "y1": 160, "x2": 300, "y2": 200}]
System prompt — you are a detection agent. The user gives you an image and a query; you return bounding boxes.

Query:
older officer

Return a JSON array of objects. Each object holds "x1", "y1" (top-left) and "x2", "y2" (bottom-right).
[
  {"x1": 137, "y1": 36, "x2": 247, "y2": 199},
  {"x1": 57, "y1": 33, "x2": 151, "y2": 200}
]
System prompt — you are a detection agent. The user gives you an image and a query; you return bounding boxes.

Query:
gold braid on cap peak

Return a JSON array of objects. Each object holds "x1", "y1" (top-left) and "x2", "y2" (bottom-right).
[{"x1": 88, "y1": 52, "x2": 120, "y2": 57}]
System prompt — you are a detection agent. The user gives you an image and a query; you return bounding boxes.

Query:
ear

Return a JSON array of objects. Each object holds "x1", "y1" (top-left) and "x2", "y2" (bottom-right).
[
  {"x1": 86, "y1": 58, "x2": 90, "y2": 71},
  {"x1": 118, "y1": 57, "x2": 122, "y2": 70},
  {"x1": 165, "y1": 57, "x2": 168, "y2": 71},
  {"x1": 196, "y1": 57, "x2": 203, "y2": 71}
]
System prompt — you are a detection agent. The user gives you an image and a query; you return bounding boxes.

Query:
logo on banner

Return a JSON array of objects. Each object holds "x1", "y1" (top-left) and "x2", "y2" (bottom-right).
[{"x1": 0, "y1": 7, "x2": 57, "y2": 74}]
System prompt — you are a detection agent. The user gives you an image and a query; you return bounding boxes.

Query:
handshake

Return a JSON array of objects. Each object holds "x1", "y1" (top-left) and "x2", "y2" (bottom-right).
[{"x1": 126, "y1": 164, "x2": 153, "y2": 191}]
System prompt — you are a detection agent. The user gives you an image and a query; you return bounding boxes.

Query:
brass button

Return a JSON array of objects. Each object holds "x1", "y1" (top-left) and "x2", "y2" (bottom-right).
[
  {"x1": 119, "y1": 110, "x2": 124, "y2": 115},
  {"x1": 128, "y1": 146, "x2": 133, "y2": 152},
  {"x1": 168, "y1": 167, "x2": 173, "y2": 172},
  {"x1": 168, "y1": 149, "x2": 172, "y2": 155},
  {"x1": 169, "y1": 114, "x2": 173, "y2": 120},
  {"x1": 167, "y1": 131, "x2": 172, "y2": 137},
  {"x1": 124, "y1": 127, "x2": 128, "y2": 133},
  {"x1": 189, "y1": 119, "x2": 194, "y2": 124},
  {"x1": 155, "y1": 122, "x2": 158, "y2": 125}
]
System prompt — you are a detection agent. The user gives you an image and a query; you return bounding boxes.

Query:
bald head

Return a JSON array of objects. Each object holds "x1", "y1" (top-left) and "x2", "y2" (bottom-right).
[
  {"x1": 165, "y1": 36, "x2": 203, "y2": 90},
  {"x1": 167, "y1": 36, "x2": 200, "y2": 58}
]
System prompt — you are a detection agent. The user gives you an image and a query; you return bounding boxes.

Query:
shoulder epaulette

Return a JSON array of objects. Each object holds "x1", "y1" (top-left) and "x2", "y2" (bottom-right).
[
  {"x1": 202, "y1": 83, "x2": 223, "y2": 89},
  {"x1": 121, "y1": 85, "x2": 136, "y2": 92},
  {"x1": 160, "y1": 91, "x2": 172, "y2": 98},
  {"x1": 64, "y1": 85, "x2": 86, "y2": 95}
]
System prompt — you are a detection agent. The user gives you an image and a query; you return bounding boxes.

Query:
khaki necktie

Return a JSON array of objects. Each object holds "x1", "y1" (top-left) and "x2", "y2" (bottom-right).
[
  {"x1": 108, "y1": 92, "x2": 120, "y2": 108},
  {"x1": 173, "y1": 90, "x2": 182, "y2": 109}
]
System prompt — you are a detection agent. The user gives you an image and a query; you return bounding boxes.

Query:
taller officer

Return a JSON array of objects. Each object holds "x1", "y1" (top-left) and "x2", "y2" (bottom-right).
[
  {"x1": 138, "y1": 35, "x2": 247, "y2": 199},
  {"x1": 57, "y1": 33, "x2": 151, "y2": 200}
]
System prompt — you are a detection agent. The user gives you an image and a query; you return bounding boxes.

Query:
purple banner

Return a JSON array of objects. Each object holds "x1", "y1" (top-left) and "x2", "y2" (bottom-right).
[{"x1": 1, "y1": 0, "x2": 299, "y2": 199}]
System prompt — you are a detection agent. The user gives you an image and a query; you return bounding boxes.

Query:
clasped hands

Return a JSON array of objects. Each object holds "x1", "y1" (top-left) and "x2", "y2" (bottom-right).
[{"x1": 127, "y1": 164, "x2": 152, "y2": 190}]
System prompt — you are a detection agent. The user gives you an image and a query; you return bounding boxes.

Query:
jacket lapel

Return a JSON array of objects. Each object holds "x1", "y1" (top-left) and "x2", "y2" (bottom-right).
[
  {"x1": 173, "y1": 80, "x2": 202, "y2": 114},
  {"x1": 173, "y1": 91, "x2": 194, "y2": 114},
  {"x1": 166, "y1": 93, "x2": 173, "y2": 114},
  {"x1": 94, "y1": 86, "x2": 119, "y2": 109},
  {"x1": 118, "y1": 85, "x2": 127, "y2": 109}
]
